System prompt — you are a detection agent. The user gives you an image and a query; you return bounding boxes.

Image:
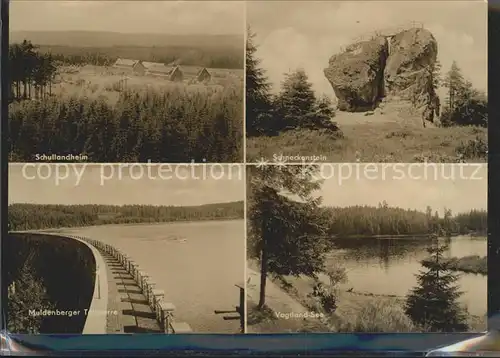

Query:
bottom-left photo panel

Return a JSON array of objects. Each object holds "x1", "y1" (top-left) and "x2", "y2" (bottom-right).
[{"x1": 6, "y1": 163, "x2": 246, "y2": 334}]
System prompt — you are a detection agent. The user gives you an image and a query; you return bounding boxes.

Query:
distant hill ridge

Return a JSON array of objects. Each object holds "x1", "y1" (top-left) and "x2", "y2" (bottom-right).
[{"x1": 9, "y1": 31, "x2": 243, "y2": 49}]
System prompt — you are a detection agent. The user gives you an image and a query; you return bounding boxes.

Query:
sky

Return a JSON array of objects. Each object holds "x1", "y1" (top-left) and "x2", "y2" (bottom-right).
[
  {"x1": 248, "y1": 1, "x2": 487, "y2": 96},
  {"x1": 9, "y1": 0, "x2": 244, "y2": 35},
  {"x1": 8, "y1": 164, "x2": 245, "y2": 206},
  {"x1": 316, "y1": 164, "x2": 487, "y2": 214}
]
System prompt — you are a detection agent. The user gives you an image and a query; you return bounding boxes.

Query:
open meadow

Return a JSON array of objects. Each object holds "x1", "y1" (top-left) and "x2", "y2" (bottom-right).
[
  {"x1": 247, "y1": 118, "x2": 487, "y2": 163},
  {"x1": 8, "y1": 0, "x2": 245, "y2": 163},
  {"x1": 51, "y1": 64, "x2": 243, "y2": 105}
]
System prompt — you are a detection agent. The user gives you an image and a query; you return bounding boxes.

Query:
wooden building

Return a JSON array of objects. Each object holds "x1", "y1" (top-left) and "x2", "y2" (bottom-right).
[
  {"x1": 182, "y1": 66, "x2": 212, "y2": 83},
  {"x1": 144, "y1": 62, "x2": 183, "y2": 82},
  {"x1": 113, "y1": 58, "x2": 145, "y2": 75},
  {"x1": 196, "y1": 68, "x2": 211, "y2": 82}
]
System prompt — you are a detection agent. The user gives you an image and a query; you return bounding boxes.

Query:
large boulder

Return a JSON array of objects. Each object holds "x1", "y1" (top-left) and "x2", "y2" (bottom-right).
[
  {"x1": 384, "y1": 28, "x2": 439, "y2": 122},
  {"x1": 324, "y1": 37, "x2": 388, "y2": 112},
  {"x1": 324, "y1": 27, "x2": 440, "y2": 124}
]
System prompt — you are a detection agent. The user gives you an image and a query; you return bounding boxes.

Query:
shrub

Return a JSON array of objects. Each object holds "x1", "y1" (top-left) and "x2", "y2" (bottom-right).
[{"x1": 336, "y1": 300, "x2": 419, "y2": 332}]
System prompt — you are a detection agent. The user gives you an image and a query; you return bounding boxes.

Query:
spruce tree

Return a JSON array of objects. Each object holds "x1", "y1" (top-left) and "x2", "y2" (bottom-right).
[
  {"x1": 246, "y1": 27, "x2": 274, "y2": 136},
  {"x1": 247, "y1": 165, "x2": 329, "y2": 308},
  {"x1": 405, "y1": 243, "x2": 468, "y2": 332},
  {"x1": 441, "y1": 61, "x2": 487, "y2": 128},
  {"x1": 443, "y1": 61, "x2": 465, "y2": 111},
  {"x1": 276, "y1": 69, "x2": 340, "y2": 132},
  {"x1": 7, "y1": 260, "x2": 52, "y2": 333},
  {"x1": 432, "y1": 59, "x2": 442, "y2": 91},
  {"x1": 276, "y1": 69, "x2": 317, "y2": 129}
]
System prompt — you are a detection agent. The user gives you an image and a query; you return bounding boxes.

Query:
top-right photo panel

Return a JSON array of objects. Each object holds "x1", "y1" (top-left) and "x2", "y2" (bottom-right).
[{"x1": 246, "y1": 1, "x2": 487, "y2": 164}]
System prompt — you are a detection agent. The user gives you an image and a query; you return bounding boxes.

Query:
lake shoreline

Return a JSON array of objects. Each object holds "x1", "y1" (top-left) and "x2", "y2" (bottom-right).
[
  {"x1": 444, "y1": 255, "x2": 487, "y2": 276},
  {"x1": 248, "y1": 256, "x2": 487, "y2": 333},
  {"x1": 10, "y1": 217, "x2": 244, "y2": 233},
  {"x1": 330, "y1": 232, "x2": 485, "y2": 240}
]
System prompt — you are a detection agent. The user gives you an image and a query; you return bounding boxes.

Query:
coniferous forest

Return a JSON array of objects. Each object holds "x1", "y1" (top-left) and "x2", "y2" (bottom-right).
[
  {"x1": 9, "y1": 89, "x2": 243, "y2": 162},
  {"x1": 8, "y1": 201, "x2": 244, "y2": 231},
  {"x1": 321, "y1": 205, "x2": 487, "y2": 238},
  {"x1": 8, "y1": 40, "x2": 243, "y2": 162},
  {"x1": 38, "y1": 45, "x2": 243, "y2": 70}
]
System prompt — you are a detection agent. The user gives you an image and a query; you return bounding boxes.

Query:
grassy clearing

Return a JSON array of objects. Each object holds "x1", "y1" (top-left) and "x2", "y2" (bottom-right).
[
  {"x1": 445, "y1": 255, "x2": 487, "y2": 275},
  {"x1": 52, "y1": 65, "x2": 242, "y2": 105},
  {"x1": 246, "y1": 123, "x2": 487, "y2": 163}
]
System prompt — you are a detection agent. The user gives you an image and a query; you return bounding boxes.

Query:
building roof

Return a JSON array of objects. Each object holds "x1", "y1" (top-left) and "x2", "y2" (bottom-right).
[
  {"x1": 146, "y1": 65, "x2": 182, "y2": 77},
  {"x1": 114, "y1": 58, "x2": 141, "y2": 67},
  {"x1": 181, "y1": 66, "x2": 203, "y2": 76},
  {"x1": 147, "y1": 65, "x2": 175, "y2": 75},
  {"x1": 142, "y1": 61, "x2": 167, "y2": 69},
  {"x1": 181, "y1": 66, "x2": 211, "y2": 78},
  {"x1": 197, "y1": 68, "x2": 211, "y2": 77}
]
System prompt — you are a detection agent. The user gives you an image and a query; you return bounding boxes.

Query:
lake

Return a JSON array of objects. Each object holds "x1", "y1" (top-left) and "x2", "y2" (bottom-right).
[
  {"x1": 325, "y1": 235, "x2": 487, "y2": 317},
  {"x1": 59, "y1": 220, "x2": 245, "y2": 333}
]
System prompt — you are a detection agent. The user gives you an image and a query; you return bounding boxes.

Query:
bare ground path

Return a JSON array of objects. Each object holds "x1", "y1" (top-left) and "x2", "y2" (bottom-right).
[
  {"x1": 100, "y1": 250, "x2": 162, "y2": 333},
  {"x1": 246, "y1": 262, "x2": 330, "y2": 333}
]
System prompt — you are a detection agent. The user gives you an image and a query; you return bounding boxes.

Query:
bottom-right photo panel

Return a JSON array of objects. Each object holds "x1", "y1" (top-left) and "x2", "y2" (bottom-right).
[{"x1": 246, "y1": 163, "x2": 487, "y2": 333}]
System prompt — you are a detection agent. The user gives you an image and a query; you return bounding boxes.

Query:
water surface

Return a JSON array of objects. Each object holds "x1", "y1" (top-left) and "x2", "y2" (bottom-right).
[
  {"x1": 326, "y1": 236, "x2": 487, "y2": 317},
  {"x1": 62, "y1": 220, "x2": 245, "y2": 333}
]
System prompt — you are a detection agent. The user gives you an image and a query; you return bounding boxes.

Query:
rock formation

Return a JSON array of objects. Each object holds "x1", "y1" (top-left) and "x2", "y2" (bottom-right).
[
  {"x1": 324, "y1": 27, "x2": 440, "y2": 124},
  {"x1": 324, "y1": 37, "x2": 388, "y2": 112}
]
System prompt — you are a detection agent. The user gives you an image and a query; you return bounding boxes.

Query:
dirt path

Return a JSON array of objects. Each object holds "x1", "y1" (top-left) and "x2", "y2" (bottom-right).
[
  {"x1": 246, "y1": 267, "x2": 309, "y2": 315},
  {"x1": 333, "y1": 111, "x2": 401, "y2": 126},
  {"x1": 246, "y1": 263, "x2": 330, "y2": 333}
]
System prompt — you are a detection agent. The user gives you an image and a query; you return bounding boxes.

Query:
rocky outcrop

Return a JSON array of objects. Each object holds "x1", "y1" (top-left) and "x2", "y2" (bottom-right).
[
  {"x1": 324, "y1": 37, "x2": 388, "y2": 112},
  {"x1": 324, "y1": 27, "x2": 440, "y2": 124}
]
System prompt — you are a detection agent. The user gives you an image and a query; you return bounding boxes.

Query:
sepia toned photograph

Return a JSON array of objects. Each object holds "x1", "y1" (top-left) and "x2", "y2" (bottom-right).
[
  {"x1": 246, "y1": 1, "x2": 487, "y2": 163},
  {"x1": 8, "y1": 1, "x2": 244, "y2": 163},
  {"x1": 7, "y1": 163, "x2": 245, "y2": 334},
  {"x1": 246, "y1": 164, "x2": 486, "y2": 333}
]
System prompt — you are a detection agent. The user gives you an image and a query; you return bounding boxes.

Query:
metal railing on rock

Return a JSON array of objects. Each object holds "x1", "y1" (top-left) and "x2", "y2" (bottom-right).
[{"x1": 340, "y1": 21, "x2": 425, "y2": 52}]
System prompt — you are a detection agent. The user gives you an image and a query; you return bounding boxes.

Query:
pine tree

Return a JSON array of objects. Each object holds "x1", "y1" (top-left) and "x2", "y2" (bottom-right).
[
  {"x1": 405, "y1": 243, "x2": 468, "y2": 332},
  {"x1": 432, "y1": 59, "x2": 442, "y2": 91},
  {"x1": 276, "y1": 69, "x2": 340, "y2": 133},
  {"x1": 443, "y1": 208, "x2": 454, "y2": 236},
  {"x1": 425, "y1": 206, "x2": 433, "y2": 233},
  {"x1": 443, "y1": 61, "x2": 465, "y2": 111},
  {"x1": 247, "y1": 165, "x2": 328, "y2": 308},
  {"x1": 441, "y1": 61, "x2": 487, "y2": 128},
  {"x1": 7, "y1": 259, "x2": 53, "y2": 333},
  {"x1": 276, "y1": 69, "x2": 317, "y2": 129},
  {"x1": 246, "y1": 27, "x2": 274, "y2": 136}
]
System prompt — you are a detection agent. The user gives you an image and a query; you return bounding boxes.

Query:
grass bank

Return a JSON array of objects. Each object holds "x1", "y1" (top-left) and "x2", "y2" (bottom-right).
[
  {"x1": 444, "y1": 255, "x2": 487, "y2": 275},
  {"x1": 246, "y1": 124, "x2": 486, "y2": 163},
  {"x1": 330, "y1": 234, "x2": 432, "y2": 240},
  {"x1": 247, "y1": 260, "x2": 487, "y2": 333}
]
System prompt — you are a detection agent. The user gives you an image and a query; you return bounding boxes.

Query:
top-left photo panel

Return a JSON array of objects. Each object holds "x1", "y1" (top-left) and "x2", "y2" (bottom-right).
[{"x1": 8, "y1": 1, "x2": 244, "y2": 163}]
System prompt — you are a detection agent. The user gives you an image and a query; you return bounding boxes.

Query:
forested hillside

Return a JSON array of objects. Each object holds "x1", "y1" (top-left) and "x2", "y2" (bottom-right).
[{"x1": 8, "y1": 201, "x2": 244, "y2": 231}]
